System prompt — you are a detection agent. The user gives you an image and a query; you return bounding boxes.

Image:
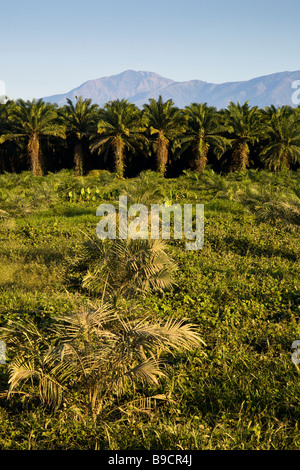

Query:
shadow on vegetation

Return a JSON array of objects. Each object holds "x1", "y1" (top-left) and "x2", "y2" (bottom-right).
[
  {"x1": 2, "y1": 246, "x2": 66, "y2": 265},
  {"x1": 53, "y1": 206, "x2": 96, "y2": 218},
  {"x1": 208, "y1": 234, "x2": 298, "y2": 262}
]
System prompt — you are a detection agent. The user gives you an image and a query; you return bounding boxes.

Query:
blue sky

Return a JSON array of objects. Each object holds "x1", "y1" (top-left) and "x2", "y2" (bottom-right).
[{"x1": 1, "y1": 0, "x2": 300, "y2": 100}]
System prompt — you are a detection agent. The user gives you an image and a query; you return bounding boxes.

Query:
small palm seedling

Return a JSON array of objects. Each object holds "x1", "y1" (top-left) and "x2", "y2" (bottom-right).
[
  {"x1": 0, "y1": 177, "x2": 60, "y2": 216},
  {"x1": 0, "y1": 303, "x2": 205, "y2": 420},
  {"x1": 66, "y1": 236, "x2": 178, "y2": 300},
  {"x1": 234, "y1": 184, "x2": 300, "y2": 230},
  {"x1": 120, "y1": 171, "x2": 165, "y2": 206}
]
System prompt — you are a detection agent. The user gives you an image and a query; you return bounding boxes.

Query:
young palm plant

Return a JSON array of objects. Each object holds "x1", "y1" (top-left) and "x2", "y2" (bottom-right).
[
  {"x1": 67, "y1": 236, "x2": 178, "y2": 300},
  {"x1": 0, "y1": 303, "x2": 204, "y2": 420},
  {"x1": 0, "y1": 99, "x2": 65, "y2": 176},
  {"x1": 143, "y1": 95, "x2": 186, "y2": 176},
  {"x1": 61, "y1": 96, "x2": 99, "y2": 176},
  {"x1": 120, "y1": 170, "x2": 166, "y2": 205},
  {"x1": 90, "y1": 99, "x2": 147, "y2": 178},
  {"x1": 234, "y1": 183, "x2": 300, "y2": 230}
]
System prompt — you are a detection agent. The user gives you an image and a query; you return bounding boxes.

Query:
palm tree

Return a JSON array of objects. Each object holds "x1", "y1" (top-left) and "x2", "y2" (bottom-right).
[
  {"x1": 1, "y1": 304, "x2": 204, "y2": 419},
  {"x1": 143, "y1": 95, "x2": 186, "y2": 176},
  {"x1": 224, "y1": 101, "x2": 262, "y2": 172},
  {"x1": 0, "y1": 102, "x2": 8, "y2": 172},
  {"x1": 0, "y1": 99, "x2": 65, "y2": 176},
  {"x1": 262, "y1": 104, "x2": 292, "y2": 120},
  {"x1": 66, "y1": 236, "x2": 178, "y2": 300},
  {"x1": 259, "y1": 110, "x2": 300, "y2": 171},
  {"x1": 177, "y1": 103, "x2": 230, "y2": 172},
  {"x1": 61, "y1": 96, "x2": 99, "y2": 176},
  {"x1": 90, "y1": 99, "x2": 147, "y2": 178},
  {"x1": 234, "y1": 184, "x2": 300, "y2": 229}
]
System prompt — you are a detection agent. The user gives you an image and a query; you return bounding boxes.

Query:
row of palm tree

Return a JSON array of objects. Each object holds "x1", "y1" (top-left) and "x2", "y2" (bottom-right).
[{"x1": 0, "y1": 96, "x2": 300, "y2": 178}]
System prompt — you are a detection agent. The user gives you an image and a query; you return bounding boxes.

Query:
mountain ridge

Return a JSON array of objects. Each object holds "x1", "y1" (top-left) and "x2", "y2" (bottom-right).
[{"x1": 42, "y1": 69, "x2": 300, "y2": 109}]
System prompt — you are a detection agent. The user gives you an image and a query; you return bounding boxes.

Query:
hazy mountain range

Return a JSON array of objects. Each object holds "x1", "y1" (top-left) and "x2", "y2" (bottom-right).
[{"x1": 42, "y1": 69, "x2": 300, "y2": 109}]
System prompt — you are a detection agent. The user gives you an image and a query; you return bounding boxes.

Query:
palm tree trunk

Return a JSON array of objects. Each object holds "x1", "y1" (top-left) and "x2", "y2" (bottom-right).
[
  {"x1": 74, "y1": 141, "x2": 84, "y2": 176},
  {"x1": 114, "y1": 137, "x2": 125, "y2": 178},
  {"x1": 28, "y1": 133, "x2": 43, "y2": 176},
  {"x1": 281, "y1": 152, "x2": 290, "y2": 171},
  {"x1": 156, "y1": 133, "x2": 169, "y2": 176},
  {"x1": 8, "y1": 152, "x2": 17, "y2": 173},
  {"x1": 194, "y1": 139, "x2": 209, "y2": 173},
  {"x1": 0, "y1": 149, "x2": 5, "y2": 174},
  {"x1": 230, "y1": 141, "x2": 249, "y2": 172}
]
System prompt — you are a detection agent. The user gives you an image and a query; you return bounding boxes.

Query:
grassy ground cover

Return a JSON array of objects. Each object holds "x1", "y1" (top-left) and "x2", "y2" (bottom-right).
[{"x1": 0, "y1": 168, "x2": 299, "y2": 450}]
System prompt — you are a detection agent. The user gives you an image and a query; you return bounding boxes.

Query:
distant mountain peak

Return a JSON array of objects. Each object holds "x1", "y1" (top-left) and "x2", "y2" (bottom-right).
[{"x1": 42, "y1": 69, "x2": 300, "y2": 109}]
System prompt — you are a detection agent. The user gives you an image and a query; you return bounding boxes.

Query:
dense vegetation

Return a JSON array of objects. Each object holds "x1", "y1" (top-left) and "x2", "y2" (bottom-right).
[
  {"x1": 0, "y1": 97, "x2": 300, "y2": 178},
  {"x1": 0, "y1": 167, "x2": 299, "y2": 449},
  {"x1": 0, "y1": 94, "x2": 299, "y2": 450}
]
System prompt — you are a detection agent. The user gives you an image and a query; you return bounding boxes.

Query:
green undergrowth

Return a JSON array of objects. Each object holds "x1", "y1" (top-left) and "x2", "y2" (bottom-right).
[{"x1": 0, "y1": 168, "x2": 299, "y2": 449}]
